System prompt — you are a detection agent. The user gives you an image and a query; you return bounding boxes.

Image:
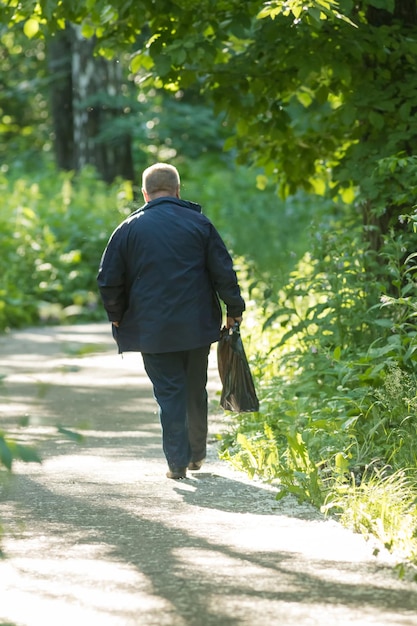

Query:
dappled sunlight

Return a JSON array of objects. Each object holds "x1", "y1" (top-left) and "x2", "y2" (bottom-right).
[
  {"x1": 1, "y1": 324, "x2": 416, "y2": 626},
  {"x1": 3, "y1": 366, "x2": 151, "y2": 388},
  {"x1": 2, "y1": 464, "x2": 413, "y2": 626},
  {"x1": 0, "y1": 323, "x2": 115, "y2": 356},
  {"x1": 2, "y1": 551, "x2": 176, "y2": 626},
  {"x1": 174, "y1": 546, "x2": 278, "y2": 580}
]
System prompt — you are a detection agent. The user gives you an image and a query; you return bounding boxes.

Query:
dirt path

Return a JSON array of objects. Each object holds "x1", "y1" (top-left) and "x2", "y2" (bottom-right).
[{"x1": 0, "y1": 323, "x2": 416, "y2": 626}]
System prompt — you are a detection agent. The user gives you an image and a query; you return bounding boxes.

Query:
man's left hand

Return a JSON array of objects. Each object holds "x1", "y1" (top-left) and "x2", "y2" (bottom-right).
[{"x1": 226, "y1": 316, "x2": 242, "y2": 329}]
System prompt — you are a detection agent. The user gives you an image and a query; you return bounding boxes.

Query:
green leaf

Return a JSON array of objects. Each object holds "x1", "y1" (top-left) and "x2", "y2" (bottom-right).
[
  {"x1": 57, "y1": 425, "x2": 85, "y2": 444},
  {"x1": 368, "y1": 111, "x2": 385, "y2": 130},
  {"x1": 257, "y1": 5, "x2": 281, "y2": 20},
  {"x1": 153, "y1": 53, "x2": 172, "y2": 77},
  {"x1": 81, "y1": 22, "x2": 95, "y2": 39},
  {"x1": 373, "y1": 318, "x2": 395, "y2": 327},
  {"x1": 15, "y1": 444, "x2": 41, "y2": 464},
  {"x1": 23, "y1": 18, "x2": 40, "y2": 39},
  {"x1": 130, "y1": 53, "x2": 154, "y2": 73},
  {"x1": 171, "y1": 47, "x2": 187, "y2": 65},
  {"x1": 0, "y1": 437, "x2": 13, "y2": 470}
]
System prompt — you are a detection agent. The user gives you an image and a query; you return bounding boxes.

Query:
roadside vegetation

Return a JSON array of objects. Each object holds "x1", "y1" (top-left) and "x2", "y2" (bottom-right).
[{"x1": 221, "y1": 192, "x2": 417, "y2": 575}]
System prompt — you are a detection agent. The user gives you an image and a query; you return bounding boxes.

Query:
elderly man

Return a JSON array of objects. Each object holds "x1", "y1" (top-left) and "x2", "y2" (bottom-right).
[{"x1": 97, "y1": 163, "x2": 245, "y2": 479}]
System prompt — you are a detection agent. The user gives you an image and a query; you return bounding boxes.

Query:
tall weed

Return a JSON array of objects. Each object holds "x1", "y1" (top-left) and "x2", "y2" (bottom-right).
[{"x1": 323, "y1": 468, "x2": 417, "y2": 569}]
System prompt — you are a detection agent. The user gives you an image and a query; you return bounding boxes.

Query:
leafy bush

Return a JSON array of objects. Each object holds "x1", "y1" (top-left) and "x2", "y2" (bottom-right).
[
  {"x1": 221, "y1": 202, "x2": 417, "y2": 569},
  {"x1": 0, "y1": 163, "x2": 133, "y2": 330}
]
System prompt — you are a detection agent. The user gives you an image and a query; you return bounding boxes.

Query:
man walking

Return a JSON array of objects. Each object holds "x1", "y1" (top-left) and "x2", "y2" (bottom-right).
[{"x1": 97, "y1": 163, "x2": 245, "y2": 479}]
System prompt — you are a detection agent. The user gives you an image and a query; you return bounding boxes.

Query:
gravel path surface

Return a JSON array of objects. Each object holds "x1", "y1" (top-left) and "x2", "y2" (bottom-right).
[{"x1": 0, "y1": 323, "x2": 416, "y2": 626}]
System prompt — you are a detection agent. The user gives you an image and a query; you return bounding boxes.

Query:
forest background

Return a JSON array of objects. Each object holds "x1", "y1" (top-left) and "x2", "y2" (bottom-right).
[{"x1": 1, "y1": 0, "x2": 417, "y2": 575}]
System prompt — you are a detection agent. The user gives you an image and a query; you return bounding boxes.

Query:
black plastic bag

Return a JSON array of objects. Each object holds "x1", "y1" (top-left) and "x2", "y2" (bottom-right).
[{"x1": 217, "y1": 324, "x2": 259, "y2": 413}]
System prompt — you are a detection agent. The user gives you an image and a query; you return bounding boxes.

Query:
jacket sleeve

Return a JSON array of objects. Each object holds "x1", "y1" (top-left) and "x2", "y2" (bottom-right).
[
  {"x1": 97, "y1": 225, "x2": 128, "y2": 322},
  {"x1": 206, "y1": 224, "x2": 245, "y2": 318}
]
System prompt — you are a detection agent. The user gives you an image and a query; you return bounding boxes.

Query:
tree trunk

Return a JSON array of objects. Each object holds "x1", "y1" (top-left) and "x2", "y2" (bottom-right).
[
  {"x1": 47, "y1": 27, "x2": 74, "y2": 171},
  {"x1": 47, "y1": 25, "x2": 135, "y2": 183},
  {"x1": 362, "y1": 0, "x2": 417, "y2": 248},
  {"x1": 366, "y1": 0, "x2": 417, "y2": 25}
]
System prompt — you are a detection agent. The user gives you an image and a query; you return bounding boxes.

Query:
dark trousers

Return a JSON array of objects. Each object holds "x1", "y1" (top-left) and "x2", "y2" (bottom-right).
[{"x1": 142, "y1": 345, "x2": 211, "y2": 469}]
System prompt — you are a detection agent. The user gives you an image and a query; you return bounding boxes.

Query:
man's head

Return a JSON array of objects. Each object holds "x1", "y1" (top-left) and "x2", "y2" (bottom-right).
[{"x1": 142, "y1": 163, "x2": 180, "y2": 202}]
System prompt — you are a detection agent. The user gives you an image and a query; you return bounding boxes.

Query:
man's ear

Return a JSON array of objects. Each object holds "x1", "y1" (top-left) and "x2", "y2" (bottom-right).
[
  {"x1": 142, "y1": 188, "x2": 150, "y2": 202},
  {"x1": 176, "y1": 185, "x2": 180, "y2": 199}
]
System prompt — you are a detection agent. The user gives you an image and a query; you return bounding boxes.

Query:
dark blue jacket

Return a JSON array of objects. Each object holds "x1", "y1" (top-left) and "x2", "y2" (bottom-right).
[{"x1": 97, "y1": 196, "x2": 245, "y2": 353}]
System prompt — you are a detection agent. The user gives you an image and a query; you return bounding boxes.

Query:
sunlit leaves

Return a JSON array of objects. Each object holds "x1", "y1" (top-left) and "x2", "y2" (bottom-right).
[
  {"x1": 23, "y1": 17, "x2": 39, "y2": 38},
  {"x1": 339, "y1": 186, "x2": 356, "y2": 203},
  {"x1": 256, "y1": 174, "x2": 269, "y2": 190},
  {"x1": 257, "y1": 0, "x2": 357, "y2": 26},
  {"x1": 130, "y1": 51, "x2": 154, "y2": 74},
  {"x1": 81, "y1": 21, "x2": 95, "y2": 39},
  {"x1": 1, "y1": 0, "x2": 416, "y2": 209},
  {"x1": 257, "y1": 1, "x2": 283, "y2": 19}
]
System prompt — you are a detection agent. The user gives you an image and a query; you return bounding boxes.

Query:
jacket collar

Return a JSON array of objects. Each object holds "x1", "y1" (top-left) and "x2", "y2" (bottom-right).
[{"x1": 131, "y1": 196, "x2": 202, "y2": 216}]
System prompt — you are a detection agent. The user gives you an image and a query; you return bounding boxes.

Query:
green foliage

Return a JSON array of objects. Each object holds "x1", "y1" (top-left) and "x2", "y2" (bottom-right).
[
  {"x1": 182, "y1": 161, "x2": 315, "y2": 278},
  {"x1": 0, "y1": 19, "x2": 234, "y2": 181},
  {"x1": 137, "y1": 90, "x2": 231, "y2": 163},
  {"x1": 222, "y1": 198, "x2": 417, "y2": 567},
  {"x1": 323, "y1": 468, "x2": 417, "y2": 566},
  {"x1": 0, "y1": 25, "x2": 51, "y2": 168},
  {"x1": 2, "y1": 0, "x2": 417, "y2": 209},
  {"x1": 0, "y1": 432, "x2": 41, "y2": 470},
  {"x1": 0, "y1": 163, "x2": 132, "y2": 330},
  {"x1": 221, "y1": 424, "x2": 280, "y2": 482}
]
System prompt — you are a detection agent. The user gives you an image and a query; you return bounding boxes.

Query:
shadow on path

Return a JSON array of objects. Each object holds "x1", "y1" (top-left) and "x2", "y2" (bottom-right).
[
  {"x1": 0, "y1": 324, "x2": 416, "y2": 626},
  {"x1": 3, "y1": 469, "x2": 417, "y2": 626}
]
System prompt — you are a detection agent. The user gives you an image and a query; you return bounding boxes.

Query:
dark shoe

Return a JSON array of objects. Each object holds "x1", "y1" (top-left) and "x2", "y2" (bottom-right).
[
  {"x1": 188, "y1": 459, "x2": 204, "y2": 471},
  {"x1": 166, "y1": 467, "x2": 187, "y2": 480}
]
